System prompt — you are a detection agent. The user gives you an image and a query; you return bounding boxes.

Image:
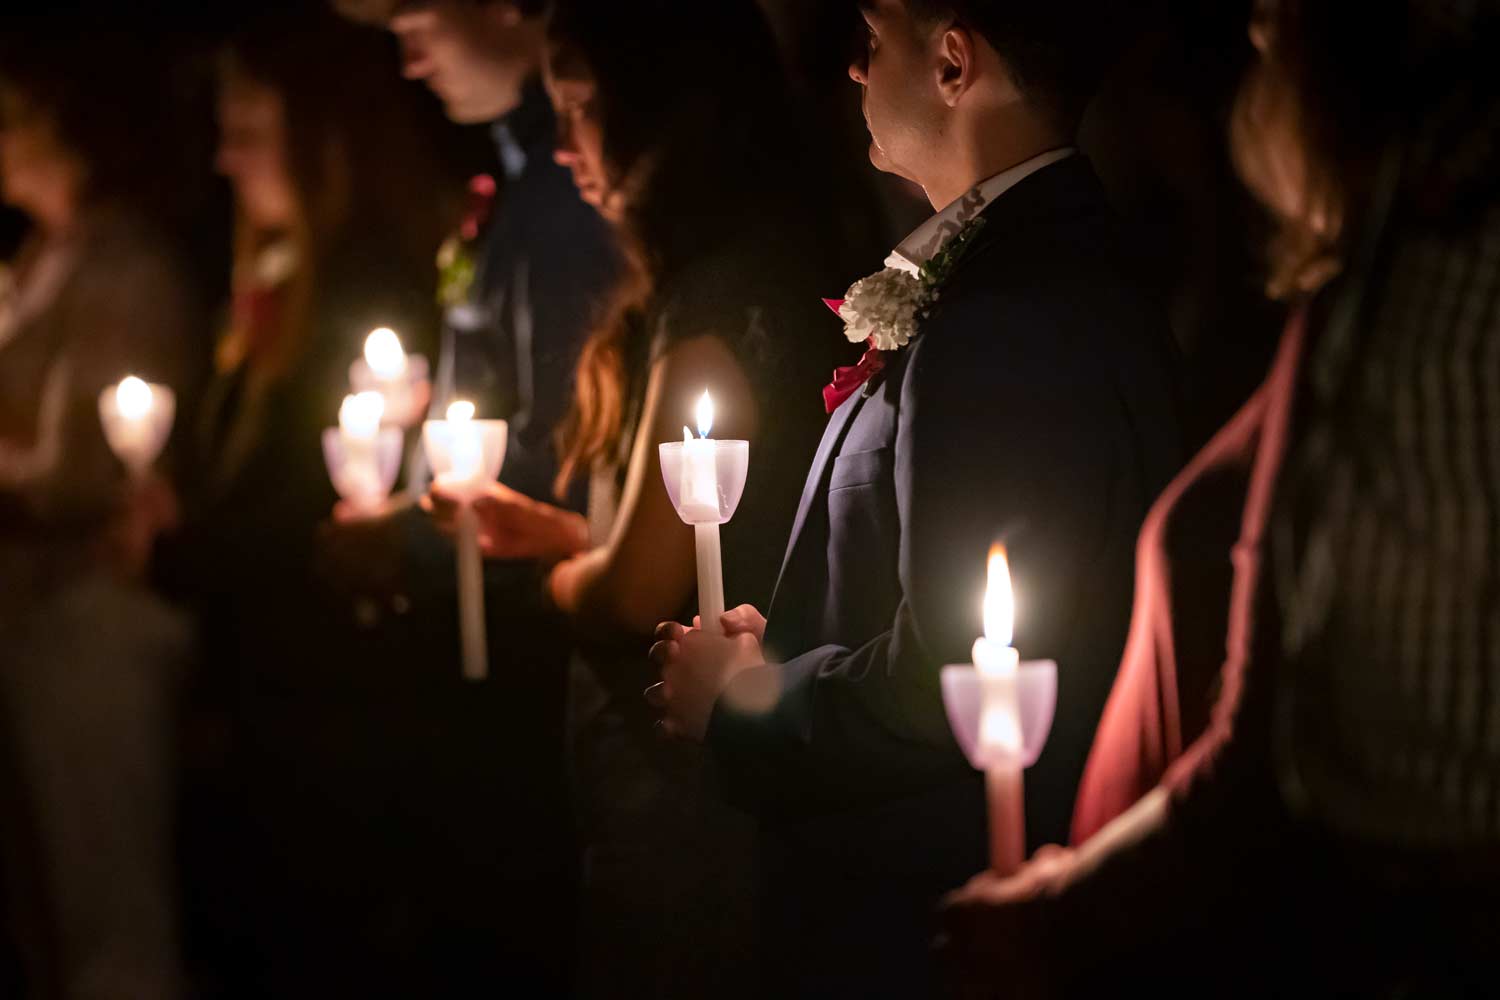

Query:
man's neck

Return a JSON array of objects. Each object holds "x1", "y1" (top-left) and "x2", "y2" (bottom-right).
[{"x1": 920, "y1": 112, "x2": 1069, "y2": 211}]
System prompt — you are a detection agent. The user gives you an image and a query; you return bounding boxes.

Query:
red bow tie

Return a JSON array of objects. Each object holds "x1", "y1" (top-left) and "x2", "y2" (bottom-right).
[{"x1": 821, "y1": 298, "x2": 886, "y2": 413}]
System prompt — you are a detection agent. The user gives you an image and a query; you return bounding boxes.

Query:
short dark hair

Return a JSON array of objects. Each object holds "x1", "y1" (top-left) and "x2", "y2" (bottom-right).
[{"x1": 904, "y1": 0, "x2": 1123, "y2": 128}]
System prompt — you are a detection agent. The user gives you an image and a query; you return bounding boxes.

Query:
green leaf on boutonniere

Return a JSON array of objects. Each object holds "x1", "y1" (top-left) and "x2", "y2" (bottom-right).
[
  {"x1": 436, "y1": 235, "x2": 477, "y2": 309},
  {"x1": 919, "y1": 215, "x2": 987, "y2": 291}
]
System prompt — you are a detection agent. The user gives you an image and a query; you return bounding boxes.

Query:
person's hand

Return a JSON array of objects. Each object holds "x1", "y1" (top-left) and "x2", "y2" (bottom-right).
[
  {"x1": 423, "y1": 480, "x2": 588, "y2": 561},
  {"x1": 315, "y1": 496, "x2": 414, "y2": 599},
  {"x1": 938, "y1": 845, "x2": 1075, "y2": 999},
  {"x1": 104, "y1": 472, "x2": 179, "y2": 578},
  {"x1": 647, "y1": 620, "x2": 764, "y2": 741},
  {"x1": 716, "y1": 604, "x2": 767, "y2": 644}
]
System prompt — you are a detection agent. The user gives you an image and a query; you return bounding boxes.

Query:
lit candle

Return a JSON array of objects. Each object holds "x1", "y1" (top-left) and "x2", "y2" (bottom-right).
[
  {"x1": 364, "y1": 327, "x2": 408, "y2": 381},
  {"x1": 656, "y1": 392, "x2": 750, "y2": 638},
  {"x1": 444, "y1": 400, "x2": 482, "y2": 484},
  {"x1": 422, "y1": 400, "x2": 509, "y2": 682},
  {"x1": 339, "y1": 390, "x2": 385, "y2": 441},
  {"x1": 974, "y1": 546, "x2": 1027, "y2": 874},
  {"x1": 352, "y1": 327, "x2": 429, "y2": 429},
  {"x1": 680, "y1": 391, "x2": 720, "y2": 522},
  {"x1": 686, "y1": 392, "x2": 725, "y2": 634},
  {"x1": 99, "y1": 375, "x2": 175, "y2": 478},
  {"x1": 334, "y1": 391, "x2": 386, "y2": 502}
]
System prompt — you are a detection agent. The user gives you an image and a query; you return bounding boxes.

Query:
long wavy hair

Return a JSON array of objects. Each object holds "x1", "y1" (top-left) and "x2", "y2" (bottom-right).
[
  {"x1": 546, "y1": 0, "x2": 798, "y2": 497},
  {"x1": 1229, "y1": 0, "x2": 1408, "y2": 299}
]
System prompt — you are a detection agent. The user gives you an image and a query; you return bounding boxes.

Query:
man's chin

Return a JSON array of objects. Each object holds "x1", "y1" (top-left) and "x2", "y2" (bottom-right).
[{"x1": 867, "y1": 138, "x2": 897, "y2": 174}]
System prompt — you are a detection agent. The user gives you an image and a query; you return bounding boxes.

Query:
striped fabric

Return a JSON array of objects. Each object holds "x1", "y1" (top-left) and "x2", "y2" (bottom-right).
[{"x1": 1273, "y1": 59, "x2": 1500, "y2": 847}]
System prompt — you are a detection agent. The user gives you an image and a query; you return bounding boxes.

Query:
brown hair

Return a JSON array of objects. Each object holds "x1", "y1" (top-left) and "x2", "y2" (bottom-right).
[
  {"x1": 1229, "y1": 0, "x2": 1407, "y2": 299},
  {"x1": 546, "y1": 0, "x2": 795, "y2": 497},
  {"x1": 220, "y1": 11, "x2": 451, "y2": 375}
]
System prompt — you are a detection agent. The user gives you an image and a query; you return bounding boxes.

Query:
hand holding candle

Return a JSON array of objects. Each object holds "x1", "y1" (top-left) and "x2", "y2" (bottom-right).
[
  {"x1": 323, "y1": 390, "x2": 404, "y2": 515},
  {"x1": 350, "y1": 327, "x2": 430, "y2": 428},
  {"x1": 941, "y1": 545, "x2": 1057, "y2": 875},
  {"x1": 99, "y1": 375, "x2": 175, "y2": 478},
  {"x1": 423, "y1": 400, "x2": 507, "y2": 681},
  {"x1": 658, "y1": 391, "x2": 749, "y2": 637}
]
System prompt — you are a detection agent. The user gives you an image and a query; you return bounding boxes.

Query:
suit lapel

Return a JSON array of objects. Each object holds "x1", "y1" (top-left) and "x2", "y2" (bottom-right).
[{"x1": 768, "y1": 386, "x2": 869, "y2": 617}]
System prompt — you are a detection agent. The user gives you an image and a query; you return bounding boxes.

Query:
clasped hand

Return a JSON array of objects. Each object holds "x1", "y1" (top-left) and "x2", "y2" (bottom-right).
[{"x1": 647, "y1": 604, "x2": 767, "y2": 741}]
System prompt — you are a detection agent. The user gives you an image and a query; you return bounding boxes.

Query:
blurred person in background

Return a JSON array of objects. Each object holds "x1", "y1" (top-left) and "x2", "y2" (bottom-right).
[
  {"x1": 0, "y1": 30, "x2": 201, "y2": 1000},
  {"x1": 424, "y1": 0, "x2": 878, "y2": 994},
  {"x1": 944, "y1": 1, "x2": 1500, "y2": 995},
  {"x1": 340, "y1": 0, "x2": 622, "y2": 505},
  {"x1": 330, "y1": 0, "x2": 626, "y2": 993},
  {"x1": 171, "y1": 10, "x2": 455, "y2": 995}
]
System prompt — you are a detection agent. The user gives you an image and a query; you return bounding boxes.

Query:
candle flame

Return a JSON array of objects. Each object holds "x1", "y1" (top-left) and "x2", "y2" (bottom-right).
[
  {"x1": 363, "y1": 327, "x2": 407, "y2": 380},
  {"x1": 340, "y1": 391, "x2": 385, "y2": 438},
  {"x1": 983, "y1": 544, "x2": 1014, "y2": 648},
  {"x1": 116, "y1": 376, "x2": 154, "y2": 421},
  {"x1": 695, "y1": 390, "x2": 714, "y2": 439},
  {"x1": 446, "y1": 399, "x2": 476, "y2": 423}
]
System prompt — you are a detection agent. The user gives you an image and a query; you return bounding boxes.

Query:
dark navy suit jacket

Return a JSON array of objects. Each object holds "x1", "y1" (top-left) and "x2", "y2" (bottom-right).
[
  {"x1": 432, "y1": 81, "x2": 619, "y2": 507},
  {"x1": 706, "y1": 155, "x2": 1183, "y2": 995}
]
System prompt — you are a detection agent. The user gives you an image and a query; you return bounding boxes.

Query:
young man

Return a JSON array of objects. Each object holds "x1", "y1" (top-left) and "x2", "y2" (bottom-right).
[
  {"x1": 330, "y1": 3, "x2": 617, "y2": 994},
  {"x1": 651, "y1": 0, "x2": 1181, "y2": 992},
  {"x1": 346, "y1": 0, "x2": 619, "y2": 503}
]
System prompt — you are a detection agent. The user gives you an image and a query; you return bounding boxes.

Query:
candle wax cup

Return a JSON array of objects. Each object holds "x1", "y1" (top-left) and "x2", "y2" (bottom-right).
[
  {"x1": 940, "y1": 658, "x2": 1057, "y2": 771},
  {"x1": 657, "y1": 438, "x2": 749, "y2": 526},
  {"x1": 98, "y1": 380, "x2": 176, "y2": 475}
]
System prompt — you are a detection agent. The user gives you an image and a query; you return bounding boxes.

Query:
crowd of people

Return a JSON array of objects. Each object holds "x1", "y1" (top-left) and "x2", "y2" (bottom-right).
[{"x1": 0, "y1": 0, "x2": 1496, "y2": 997}]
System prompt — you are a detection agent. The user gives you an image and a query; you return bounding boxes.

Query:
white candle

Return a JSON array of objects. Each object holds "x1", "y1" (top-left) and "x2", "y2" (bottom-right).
[
  {"x1": 364, "y1": 327, "x2": 408, "y2": 381},
  {"x1": 683, "y1": 392, "x2": 725, "y2": 635},
  {"x1": 114, "y1": 376, "x2": 155, "y2": 457},
  {"x1": 976, "y1": 545, "x2": 1026, "y2": 875},
  {"x1": 337, "y1": 391, "x2": 386, "y2": 501},
  {"x1": 442, "y1": 399, "x2": 488, "y2": 681},
  {"x1": 339, "y1": 390, "x2": 385, "y2": 440},
  {"x1": 444, "y1": 400, "x2": 482, "y2": 485},
  {"x1": 99, "y1": 375, "x2": 175, "y2": 478},
  {"x1": 354, "y1": 326, "x2": 429, "y2": 429}
]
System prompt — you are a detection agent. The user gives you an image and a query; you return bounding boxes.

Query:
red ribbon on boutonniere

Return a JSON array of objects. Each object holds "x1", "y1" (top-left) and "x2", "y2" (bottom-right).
[{"x1": 820, "y1": 298, "x2": 886, "y2": 413}]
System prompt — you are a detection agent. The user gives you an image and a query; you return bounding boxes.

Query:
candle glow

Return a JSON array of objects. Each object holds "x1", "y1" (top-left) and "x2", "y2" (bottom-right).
[
  {"x1": 116, "y1": 376, "x2": 154, "y2": 422},
  {"x1": 339, "y1": 391, "x2": 386, "y2": 440},
  {"x1": 364, "y1": 327, "x2": 408, "y2": 381},
  {"x1": 681, "y1": 390, "x2": 720, "y2": 519},
  {"x1": 695, "y1": 389, "x2": 714, "y2": 438},
  {"x1": 445, "y1": 400, "x2": 482, "y2": 482},
  {"x1": 975, "y1": 544, "x2": 1022, "y2": 755}
]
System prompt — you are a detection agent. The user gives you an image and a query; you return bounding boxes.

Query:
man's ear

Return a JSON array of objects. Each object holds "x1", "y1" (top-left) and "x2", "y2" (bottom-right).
[{"x1": 935, "y1": 24, "x2": 977, "y2": 107}]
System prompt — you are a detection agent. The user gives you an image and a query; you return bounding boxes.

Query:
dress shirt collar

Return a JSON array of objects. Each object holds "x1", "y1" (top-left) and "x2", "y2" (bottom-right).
[
  {"x1": 490, "y1": 77, "x2": 557, "y2": 182},
  {"x1": 886, "y1": 147, "x2": 1076, "y2": 275}
]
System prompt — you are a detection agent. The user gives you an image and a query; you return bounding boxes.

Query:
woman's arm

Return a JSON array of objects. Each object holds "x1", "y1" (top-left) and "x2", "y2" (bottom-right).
[{"x1": 549, "y1": 332, "x2": 757, "y2": 638}]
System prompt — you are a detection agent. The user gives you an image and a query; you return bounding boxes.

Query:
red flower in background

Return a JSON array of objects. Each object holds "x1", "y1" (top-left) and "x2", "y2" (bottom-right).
[{"x1": 459, "y1": 174, "x2": 498, "y2": 242}]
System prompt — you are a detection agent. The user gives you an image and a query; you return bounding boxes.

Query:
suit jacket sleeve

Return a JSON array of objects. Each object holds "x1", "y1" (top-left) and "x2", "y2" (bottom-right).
[{"x1": 708, "y1": 289, "x2": 1130, "y2": 822}]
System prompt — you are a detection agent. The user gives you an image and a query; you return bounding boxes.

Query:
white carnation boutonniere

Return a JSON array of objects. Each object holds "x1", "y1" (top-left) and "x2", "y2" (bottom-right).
[{"x1": 835, "y1": 214, "x2": 988, "y2": 353}]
